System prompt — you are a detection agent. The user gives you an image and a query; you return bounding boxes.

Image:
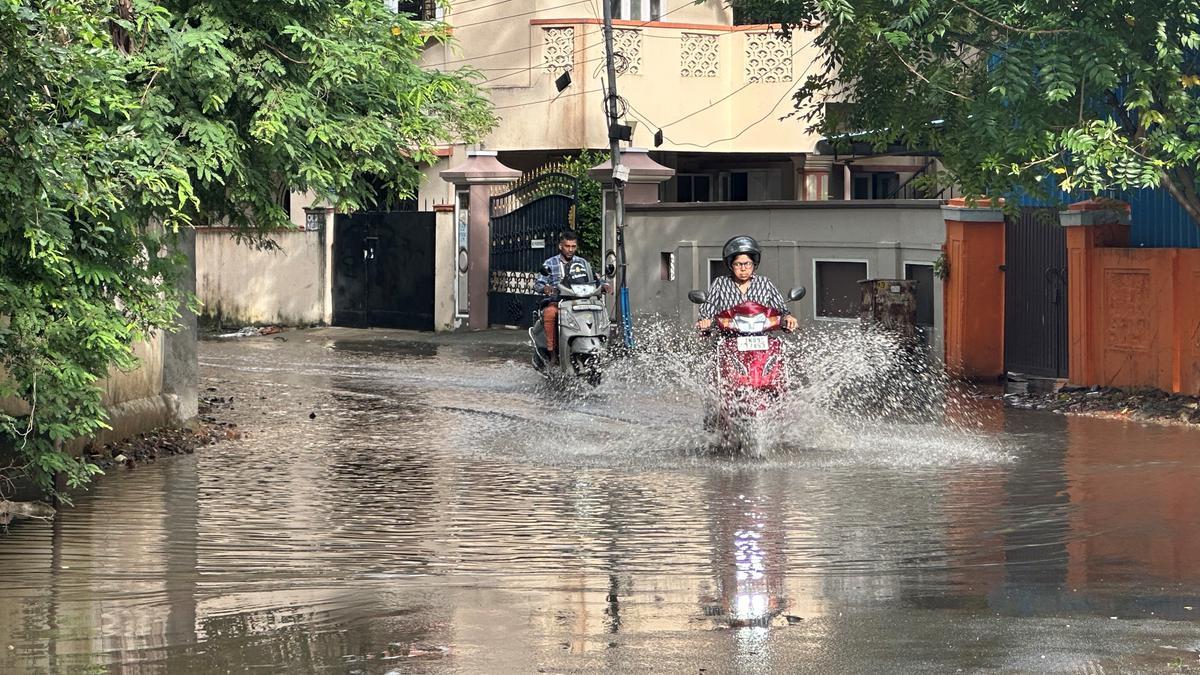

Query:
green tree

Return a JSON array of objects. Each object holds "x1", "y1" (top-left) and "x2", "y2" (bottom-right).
[
  {"x1": 728, "y1": 0, "x2": 1200, "y2": 226},
  {"x1": 0, "y1": 0, "x2": 493, "y2": 500},
  {"x1": 560, "y1": 150, "x2": 608, "y2": 263}
]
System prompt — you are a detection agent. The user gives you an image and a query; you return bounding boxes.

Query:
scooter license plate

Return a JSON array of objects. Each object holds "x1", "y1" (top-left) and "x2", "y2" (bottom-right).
[{"x1": 736, "y1": 336, "x2": 768, "y2": 352}]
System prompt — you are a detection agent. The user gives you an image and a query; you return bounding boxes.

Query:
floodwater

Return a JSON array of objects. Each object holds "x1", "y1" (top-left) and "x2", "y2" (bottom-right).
[{"x1": 2, "y1": 328, "x2": 1199, "y2": 674}]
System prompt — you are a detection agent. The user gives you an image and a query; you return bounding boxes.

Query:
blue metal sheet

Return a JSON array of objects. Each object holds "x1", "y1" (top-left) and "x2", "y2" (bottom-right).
[{"x1": 1009, "y1": 177, "x2": 1199, "y2": 248}]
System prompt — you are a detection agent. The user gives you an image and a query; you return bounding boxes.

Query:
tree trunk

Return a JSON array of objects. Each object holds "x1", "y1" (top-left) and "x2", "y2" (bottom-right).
[{"x1": 1158, "y1": 168, "x2": 1200, "y2": 233}]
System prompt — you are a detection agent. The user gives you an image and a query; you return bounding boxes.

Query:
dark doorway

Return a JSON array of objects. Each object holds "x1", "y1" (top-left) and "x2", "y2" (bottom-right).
[
  {"x1": 1004, "y1": 207, "x2": 1068, "y2": 378},
  {"x1": 332, "y1": 211, "x2": 435, "y2": 330}
]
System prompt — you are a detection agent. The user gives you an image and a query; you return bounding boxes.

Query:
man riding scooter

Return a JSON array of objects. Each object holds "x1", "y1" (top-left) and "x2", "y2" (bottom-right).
[{"x1": 533, "y1": 230, "x2": 609, "y2": 363}]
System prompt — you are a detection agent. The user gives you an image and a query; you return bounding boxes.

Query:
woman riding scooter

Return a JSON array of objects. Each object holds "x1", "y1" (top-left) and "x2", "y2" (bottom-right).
[{"x1": 695, "y1": 236, "x2": 799, "y2": 333}]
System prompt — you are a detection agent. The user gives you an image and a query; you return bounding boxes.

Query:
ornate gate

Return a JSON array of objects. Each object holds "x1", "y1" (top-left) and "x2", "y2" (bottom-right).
[
  {"x1": 487, "y1": 171, "x2": 577, "y2": 327},
  {"x1": 1005, "y1": 207, "x2": 1069, "y2": 378}
]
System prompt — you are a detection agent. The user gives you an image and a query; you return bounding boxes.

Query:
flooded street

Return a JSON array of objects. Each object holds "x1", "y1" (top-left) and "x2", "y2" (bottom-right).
[{"x1": 2, "y1": 328, "x2": 1200, "y2": 674}]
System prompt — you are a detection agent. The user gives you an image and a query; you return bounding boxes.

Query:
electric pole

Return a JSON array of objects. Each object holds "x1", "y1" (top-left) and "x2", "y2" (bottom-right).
[{"x1": 601, "y1": 0, "x2": 633, "y2": 349}]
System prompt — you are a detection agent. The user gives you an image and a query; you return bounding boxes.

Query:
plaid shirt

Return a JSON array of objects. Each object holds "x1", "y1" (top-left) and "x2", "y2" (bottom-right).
[
  {"x1": 699, "y1": 274, "x2": 790, "y2": 319},
  {"x1": 533, "y1": 254, "x2": 595, "y2": 294}
]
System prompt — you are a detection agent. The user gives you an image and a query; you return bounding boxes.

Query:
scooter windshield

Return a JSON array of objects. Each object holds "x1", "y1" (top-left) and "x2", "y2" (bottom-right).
[
  {"x1": 714, "y1": 301, "x2": 783, "y2": 334},
  {"x1": 561, "y1": 272, "x2": 598, "y2": 298}
]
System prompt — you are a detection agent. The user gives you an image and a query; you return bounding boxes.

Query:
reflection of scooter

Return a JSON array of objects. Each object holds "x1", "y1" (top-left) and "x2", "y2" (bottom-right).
[
  {"x1": 529, "y1": 269, "x2": 609, "y2": 386},
  {"x1": 688, "y1": 287, "x2": 806, "y2": 452},
  {"x1": 699, "y1": 472, "x2": 791, "y2": 631}
]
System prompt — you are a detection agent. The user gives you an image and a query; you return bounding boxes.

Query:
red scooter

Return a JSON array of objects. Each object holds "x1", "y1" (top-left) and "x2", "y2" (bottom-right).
[{"x1": 689, "y1": 287, "x2": 806, "y2": 453}]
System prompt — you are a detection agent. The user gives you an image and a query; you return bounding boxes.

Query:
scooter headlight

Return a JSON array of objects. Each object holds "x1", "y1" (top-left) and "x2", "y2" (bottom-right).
[
  {"x1": 557, "y1": 307, "x2": 578, "y2": 329},
  {"x1": 732, "y1": 313, "x2": 768, "y2": 333},
  {"x1": 570, "y1": 283, "x2": 598, "y2": 297}
]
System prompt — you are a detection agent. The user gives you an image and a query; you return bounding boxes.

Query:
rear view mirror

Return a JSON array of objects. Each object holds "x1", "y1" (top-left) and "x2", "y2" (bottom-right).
[
  {"x1": 787, "y1": 286, "x2": 807, "y2": 302},
  {"x1": 687, "y1": 290, "x2": 708, "y2": 305},
  {"x1": 541, "y1": 264, "x2": 551, "y2": 276},
  {"x1": 605, "y1": 262, "x2": 616, "y2": 278}
]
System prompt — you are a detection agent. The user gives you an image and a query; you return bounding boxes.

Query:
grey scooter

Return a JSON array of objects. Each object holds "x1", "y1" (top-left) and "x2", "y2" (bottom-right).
[{"x1": 529, "y1": 271, "x2": 610, "y2": 386}]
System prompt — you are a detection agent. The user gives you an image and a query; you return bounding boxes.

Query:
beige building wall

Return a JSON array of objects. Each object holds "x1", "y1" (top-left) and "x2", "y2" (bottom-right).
[
  {"x1": 423, "y1": 1, "x2": 823, "y2": 155},
  {"x1": 2, "y1": 332, "x2": 184, "y2": 447},
  {"x1": 195, "y1": 227, "x2": 332, "y2": 328}
]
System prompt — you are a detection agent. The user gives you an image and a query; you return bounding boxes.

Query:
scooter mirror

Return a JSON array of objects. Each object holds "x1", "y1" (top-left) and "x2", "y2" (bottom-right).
[
  {"x1": 541, "y1": 264, "x2": 551, "y2": 276},
  {"x1": 687, "y1": 290, "x2": 708, "y2": 305},
  {"x1": 787, "y1": 286, "x2": 807, "y2": 302},
  {"x1": 605, "y1": 262, "x2": 616, "y2": 277}
]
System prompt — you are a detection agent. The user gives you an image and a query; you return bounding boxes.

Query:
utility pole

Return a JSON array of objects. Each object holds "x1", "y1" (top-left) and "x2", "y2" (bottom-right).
[{"x1": 601, "y1": 0, "x2": 634, "y2": 349}]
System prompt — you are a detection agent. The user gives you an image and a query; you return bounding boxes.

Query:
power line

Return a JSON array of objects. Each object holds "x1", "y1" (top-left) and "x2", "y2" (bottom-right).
[
  {"x1": 449, "y1": 0, "x2": 594, "y2": 30},
  {"x1": 617, "y1": 34, "x2": 820, "y2": 150},
  {"x1": 490, "y1": 87, "x2": 604, "y2": 111}
]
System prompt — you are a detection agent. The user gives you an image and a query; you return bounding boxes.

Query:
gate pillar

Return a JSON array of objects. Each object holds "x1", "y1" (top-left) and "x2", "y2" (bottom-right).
[
  {"x1": 441, "y1": 151, "x2": 521, "y2": 330},
  {"x1": 941, "y1": 197, "x2": 1006, "y2": 381},
  {"x1": 587, "y1": 148, "x2": 675, "y2": 205},
  {"x1": 1061, "y1": 199, "x2": 1130, "y2": 387}
]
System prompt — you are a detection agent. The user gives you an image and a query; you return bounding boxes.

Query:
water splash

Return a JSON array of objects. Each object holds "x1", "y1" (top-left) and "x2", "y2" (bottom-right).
[{"x1": 599, "y1": 317, "x2": 1007, "y2": 465}]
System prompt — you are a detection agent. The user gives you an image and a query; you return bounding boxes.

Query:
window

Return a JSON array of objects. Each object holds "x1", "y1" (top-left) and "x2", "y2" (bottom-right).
[
  {"x1": 676, "y1": 174, "x2": 711, "y2": 203},
  {"x1": 610, "y1": 0, "x2": 662, "y2": 21},
  {"x1": 851, "y1": 172, "x2": 900, "y2": 199},
  {"x1": 718, "y1": 170, "x2": 773, "y2": 201},
  {"x1": 814, "y1": 260, "x2": 868, "y2": 319},
  {"x1": 708, "y1": 259, "x2": 725, "y2": 283},
  {"x1": 904, "y1": 262, "x2": 935, "y2": 328},
  {"x1": 660, "y1": 252, "x2": 675, "y2": 281},
  {"x1": 387, "y1": 0, "x2": 442, "y2": 21}
]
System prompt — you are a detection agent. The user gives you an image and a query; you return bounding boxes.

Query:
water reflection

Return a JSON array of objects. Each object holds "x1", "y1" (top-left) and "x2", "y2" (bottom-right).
[{"x1": 0, "y1": 336, "x2": 1198, "y2": 673}]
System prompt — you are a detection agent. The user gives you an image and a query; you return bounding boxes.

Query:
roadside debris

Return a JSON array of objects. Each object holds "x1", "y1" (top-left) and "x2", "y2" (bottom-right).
[
  {"x1": 80, "y1": 389, "x2": 241, "y2": 471},
  {"x1": 218, "y1": 325, "x2": 285, "y2": 338},
  {"x1": 1003, "y1": 385, "x2": 1200, "y2": 427}
]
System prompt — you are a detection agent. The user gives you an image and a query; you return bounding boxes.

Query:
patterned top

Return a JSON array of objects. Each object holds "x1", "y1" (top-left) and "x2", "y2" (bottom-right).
[
  {"x1": 698, "y1": 274, "x2": 790, "y2": 319},
  {"x1": 533, "y1": 254, "x2": 595, "y2": 295}
]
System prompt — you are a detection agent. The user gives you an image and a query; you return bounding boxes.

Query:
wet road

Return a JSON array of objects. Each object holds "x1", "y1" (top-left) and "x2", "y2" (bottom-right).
[{"x1": 2, "y1": 328, "x2": 1200, "y2": 674}]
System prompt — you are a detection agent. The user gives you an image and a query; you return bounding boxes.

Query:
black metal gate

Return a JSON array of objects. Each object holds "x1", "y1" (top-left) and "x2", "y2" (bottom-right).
[
  {"x1": 488, "y1": 172, "x2": 577, "y2": 327},
  {"x1": 332, "y1": 211, "x2": 435, "y2": 330},
  {"x1": 1004, "y1": 207, "x2": 1068, "y2": 377}
]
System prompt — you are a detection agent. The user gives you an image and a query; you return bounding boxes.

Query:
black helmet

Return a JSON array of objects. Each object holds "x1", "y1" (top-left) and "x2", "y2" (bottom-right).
[{"x1": 722, "y1": 235, "x2": 761, "y2": 270}]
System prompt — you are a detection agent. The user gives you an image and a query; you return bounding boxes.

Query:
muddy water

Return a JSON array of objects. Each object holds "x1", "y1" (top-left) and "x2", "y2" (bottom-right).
[{"x1": 2, "y1": 330, "x2": 1199, "y2": 674}]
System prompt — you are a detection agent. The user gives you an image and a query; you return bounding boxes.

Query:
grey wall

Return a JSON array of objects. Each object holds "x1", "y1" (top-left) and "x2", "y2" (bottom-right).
[{"x1": 623, "y1": 200, "x2": 946, "y2": 350}]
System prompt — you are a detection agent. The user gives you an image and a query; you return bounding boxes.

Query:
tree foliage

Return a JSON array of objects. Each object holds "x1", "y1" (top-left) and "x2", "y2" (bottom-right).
[
  {"x1": 560, "y1": 150, "x2": 608, "y2": 263},
  {"x1": 0, "y1": 0, "x2": 493, "y2": 499},
  {"x1": 729, "y1": 0, "x2": 1200, "y2": 226}
]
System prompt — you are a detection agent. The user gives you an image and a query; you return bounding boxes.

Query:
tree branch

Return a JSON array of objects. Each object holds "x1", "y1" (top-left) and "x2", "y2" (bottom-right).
[
  {"x1": 883, "y1": 42, "x2": 973, "y2": 101},
  {"x1": 945, "y1": 0, "x2": 1073, "y2": 35}
]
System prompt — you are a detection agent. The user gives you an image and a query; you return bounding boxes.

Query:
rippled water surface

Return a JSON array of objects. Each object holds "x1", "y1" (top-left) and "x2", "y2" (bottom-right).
[{"x1": 2, "y1": 328, "x2": 1199, "y2": 674}]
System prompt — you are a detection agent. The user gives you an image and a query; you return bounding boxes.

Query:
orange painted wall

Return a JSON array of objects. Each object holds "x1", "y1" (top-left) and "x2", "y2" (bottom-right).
[
  {"x1": 1181, "y1": 250, "x2": 1200, "y2": 395},
  {"x1": 943, "y1": 205, "x2": 1006, "y2": 381},
  {"x1": 1068, "y1": 242, "x2": 1200, "y2": 395}
]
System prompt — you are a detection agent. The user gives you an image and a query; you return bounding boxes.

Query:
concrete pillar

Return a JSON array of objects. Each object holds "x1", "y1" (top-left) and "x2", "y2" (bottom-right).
[
  {"x1": 589, "y1": 149, "x2": 675, "y2": 319},
  {"x1": 304, "y1": 205, "x2": 335, "y2": 326},
  {"x1": 794, "y1": 154, "x2": 833, "y2": 201},
  {"x1": 440, "y1": 151, "x2": 521, "y2": 330},
  {"x1": 1061, "y1": 199, "x2": 1131, "y2": 387},
  {"x1": 941, "y1": 197, "x2": 1006, "y2": 381},
  {"x1": 587, "y1": 148, "x2": 675, "y2": 205},
  {"x1": 432, "y1": 203, "x2": 456, "y2": 331},
  {"x1": 163, "y1": 228, "x2": 198, "y2": 423}
]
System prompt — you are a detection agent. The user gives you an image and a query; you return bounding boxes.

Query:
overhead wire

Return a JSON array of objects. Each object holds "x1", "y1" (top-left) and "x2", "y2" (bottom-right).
[{"x1": 622, "y1": 34, "x2": 823, "y2": 149}]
